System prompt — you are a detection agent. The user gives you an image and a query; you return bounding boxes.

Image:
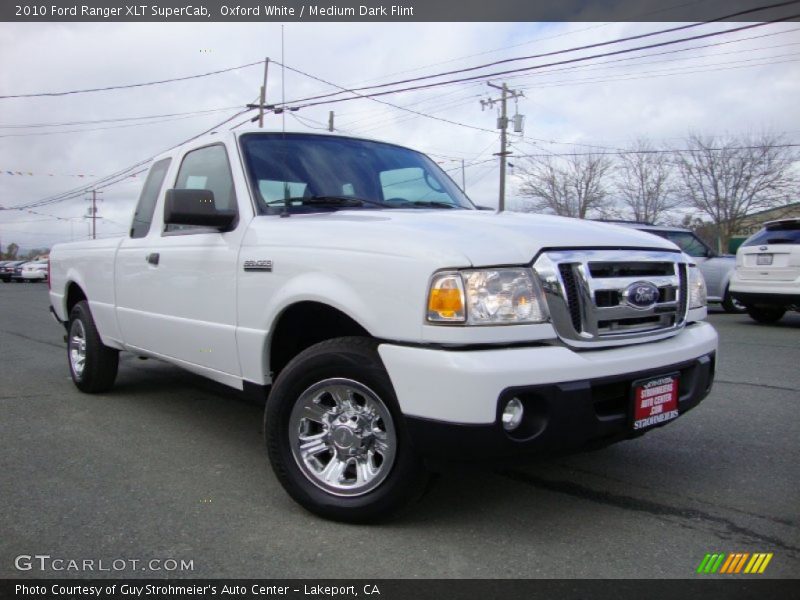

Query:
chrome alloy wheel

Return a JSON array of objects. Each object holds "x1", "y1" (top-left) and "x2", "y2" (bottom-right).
[
  {"x1": 69, "y1": 319, "x2": 87, "y2": 377},
  {"x1": 289, "y1": 378, "x2": 397, "y2": 497}
]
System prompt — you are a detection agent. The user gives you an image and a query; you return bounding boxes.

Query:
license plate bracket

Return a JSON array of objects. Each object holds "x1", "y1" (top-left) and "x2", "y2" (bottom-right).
[
  {"x1": 632, "y1": 373, "x2": 680, "y2": 431},
  {"x1": 757, "y1": 254, "x2": 773, "y2": 265}
]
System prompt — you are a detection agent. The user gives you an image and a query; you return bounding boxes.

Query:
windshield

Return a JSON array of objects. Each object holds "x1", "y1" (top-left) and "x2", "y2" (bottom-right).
[
  {"x1": 239, "y1": 133, "x2": 474, "y2": 214},
  {"x1": 742, "y1": 221, "x2": 800, "y2": 246}
]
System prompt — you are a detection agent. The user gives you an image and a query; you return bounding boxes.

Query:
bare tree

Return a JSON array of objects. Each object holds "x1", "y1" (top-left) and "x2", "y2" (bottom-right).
[
  {"x1": 515, "y1": 153, "x2": 613, "y2": 218},
  {"x1": 676, "y1": 133, "x2": 798, "y2": 252},
  {"x1": 614, "y1": 138, "x2": 679, "y2": 224}
]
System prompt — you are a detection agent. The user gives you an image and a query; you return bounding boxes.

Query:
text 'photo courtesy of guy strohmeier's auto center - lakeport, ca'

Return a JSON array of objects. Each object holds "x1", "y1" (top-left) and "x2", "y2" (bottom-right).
[{"x1": 1, "y1": 0, "x2": 799, "y2": 599}]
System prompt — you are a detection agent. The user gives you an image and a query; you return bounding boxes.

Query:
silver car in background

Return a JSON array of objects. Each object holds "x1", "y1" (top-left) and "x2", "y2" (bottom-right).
[{"x1": 614, "y1": 223, "x2": 745, "y2": 313}]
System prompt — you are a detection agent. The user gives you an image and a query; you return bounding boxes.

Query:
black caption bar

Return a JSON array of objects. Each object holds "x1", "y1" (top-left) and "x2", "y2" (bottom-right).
[
  {"x1": 2, "y1": 580, "x2": 799, "y2": 600},
  {"x1": 3, "y1": 0, "x2": 800, "y2": 22}
]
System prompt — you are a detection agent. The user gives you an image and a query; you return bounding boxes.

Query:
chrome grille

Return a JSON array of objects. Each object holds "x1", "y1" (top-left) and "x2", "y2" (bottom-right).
[{"x1": 534, "y1": 249, "x2": 690, "y2": 348}]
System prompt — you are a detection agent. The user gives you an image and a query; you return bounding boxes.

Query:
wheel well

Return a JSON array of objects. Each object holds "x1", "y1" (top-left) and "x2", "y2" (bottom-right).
[
  {"x1": 65, "y1": 282, "x2": 87, "y2": 316},
  {"x1": 269, "y1": 302, "x2": 370, "y2": 379}
]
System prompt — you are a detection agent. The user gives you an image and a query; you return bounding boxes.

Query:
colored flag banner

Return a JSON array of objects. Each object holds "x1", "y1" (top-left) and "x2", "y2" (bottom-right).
[{"x1": 696, "y1": 552, "x2": 773, "y2": 574}]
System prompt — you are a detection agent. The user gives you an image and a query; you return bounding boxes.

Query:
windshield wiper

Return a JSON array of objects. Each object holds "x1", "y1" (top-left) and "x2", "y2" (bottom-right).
[
  {"x1": 406, "y1": 200, "x2": 459, "y2": 209},
  {"x1": 266, "y1": 195, "x2": 389, "y2": 209}
]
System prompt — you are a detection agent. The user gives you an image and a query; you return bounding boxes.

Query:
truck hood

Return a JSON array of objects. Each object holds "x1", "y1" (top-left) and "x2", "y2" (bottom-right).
[{"x1": 247, "y1": 210, "x2": 679, "y2": 266}]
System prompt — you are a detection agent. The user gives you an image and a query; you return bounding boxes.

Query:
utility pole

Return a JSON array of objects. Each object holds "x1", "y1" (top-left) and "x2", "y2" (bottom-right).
[
  {"x1": 481, "y1": 82, "x2": 524, "y2": 212},
  {"x1": 91, "y1": 189, "x2": 97, "y2": 239},
  {"x1": 328, "y1": 111, "x2": 335, "y2": 132},
  {"x1": 258, "y1": 58, "x2": 270, "y2": 128},
  {"x1": 86, "y1": 189, "x2": 101, "y2": 240}
]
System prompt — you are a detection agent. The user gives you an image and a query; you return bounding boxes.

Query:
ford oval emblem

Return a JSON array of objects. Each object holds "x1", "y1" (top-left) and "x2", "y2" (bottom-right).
[{"x1": 624, "y1": 281, "x2": 660, "y2": 310}]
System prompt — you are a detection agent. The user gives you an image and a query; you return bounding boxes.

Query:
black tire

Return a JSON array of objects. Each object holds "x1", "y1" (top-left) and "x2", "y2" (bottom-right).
[
  {"x1": 721, "y1": 287, "x2": 747, "y2": 314},
  {"x1": 67, "y1": 300, "x2": 119, "y2": 393},
  {"x1": 265, "y1": 336, "x2": 430, "y2": 523},
  {"x1": 746, "y1": 305, "x2": 786, "y2": 324}
]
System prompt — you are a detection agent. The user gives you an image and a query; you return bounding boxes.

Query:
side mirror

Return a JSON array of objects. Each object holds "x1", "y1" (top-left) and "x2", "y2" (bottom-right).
[{"x1": 164, "y1": 189, "x2": 236, "y2": 231}]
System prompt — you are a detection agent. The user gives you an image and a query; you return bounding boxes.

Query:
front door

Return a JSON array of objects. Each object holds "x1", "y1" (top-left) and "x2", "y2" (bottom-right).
[{"x1": 115, "y1": 143, "x2": 244, "y2": 379}]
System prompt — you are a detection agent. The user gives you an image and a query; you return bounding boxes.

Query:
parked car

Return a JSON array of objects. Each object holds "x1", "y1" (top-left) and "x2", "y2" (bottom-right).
[
  {"x1": 48, "y1": 130, "x2": 717, "y2": 522},
  {"x1": 10, "y1": 261, "x2": 30, "y2": 282},
  {"x1": 20, "y1": 260, "x2": 49, "y2": 282},
  {"x1": 612, "y1": 222, "x2": 744, "y2": 313},
  {"x1": 730, "y1": 218, "x2": 800, "y2": 323},
  {"x1": 0, "y1": 260, "x2": 26, "y2": 282}
]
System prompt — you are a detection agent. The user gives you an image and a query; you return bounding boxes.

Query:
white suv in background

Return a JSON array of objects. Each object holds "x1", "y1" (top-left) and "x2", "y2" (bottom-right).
[{"x1": 730, "y1": 218, "x2": 800, "y2": 323}]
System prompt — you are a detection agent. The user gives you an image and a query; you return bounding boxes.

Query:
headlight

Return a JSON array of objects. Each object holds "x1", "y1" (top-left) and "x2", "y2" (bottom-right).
[
  {"x1": 427, "y1": 268, "x2": 548, "y2": 325},
  {"x1": 688, "y1": 266, "x2": 707, "y2": 309}
]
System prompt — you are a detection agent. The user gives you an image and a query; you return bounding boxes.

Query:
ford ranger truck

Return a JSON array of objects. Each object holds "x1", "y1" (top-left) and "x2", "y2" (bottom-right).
[{"x1": 48, "y1": 131, "x2": 718, "y2": 522}]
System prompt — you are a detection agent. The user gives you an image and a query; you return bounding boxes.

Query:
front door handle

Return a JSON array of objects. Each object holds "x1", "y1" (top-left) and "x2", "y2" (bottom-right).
[{"x1": 146, "y1": 252, "x2": 160, "y2": 265}]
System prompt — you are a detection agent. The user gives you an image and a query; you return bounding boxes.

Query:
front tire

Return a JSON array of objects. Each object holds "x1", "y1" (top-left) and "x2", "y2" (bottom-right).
[
  {"x1": 746, "y1": 305, "x2": 786, "y2": 324},
  {"x1": 67, "y1": 300, "x2": 119, "y2": 393},
  {"x1": 265, "y1": 337, "x2": 429, "y2": 523}
]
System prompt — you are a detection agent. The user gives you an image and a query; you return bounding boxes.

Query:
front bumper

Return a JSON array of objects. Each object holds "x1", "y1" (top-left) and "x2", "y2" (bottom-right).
[
  {"x1": 404, "y1": 352, "x2": 714, "y2": 460},
  {"x1": 378, "y1": 321, "x2": 718, "y2": 460}
]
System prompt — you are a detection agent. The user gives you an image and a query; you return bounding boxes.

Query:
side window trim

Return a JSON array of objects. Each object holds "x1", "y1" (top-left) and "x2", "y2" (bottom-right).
[
  {"x1": 129, "y1": 157, "x2": 172, "y2": 239},
  {"x1": 163, "y1": 142, "x2": 238, "y2": 235}
]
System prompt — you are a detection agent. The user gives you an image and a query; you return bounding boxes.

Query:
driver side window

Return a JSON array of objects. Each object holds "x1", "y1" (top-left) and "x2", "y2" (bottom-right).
[{"x1": 166, "y1": 144, "x2": 237, "y2": 233}]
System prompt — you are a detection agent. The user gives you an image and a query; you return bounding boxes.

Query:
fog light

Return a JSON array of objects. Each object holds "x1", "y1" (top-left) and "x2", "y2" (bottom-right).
[{"x1": 502, "y1": 397, "x2": 524, "y2": 431}]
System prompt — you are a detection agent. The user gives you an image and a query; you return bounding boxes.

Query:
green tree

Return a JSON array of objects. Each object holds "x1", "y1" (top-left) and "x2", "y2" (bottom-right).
[{"x1": 3, "y1": 242, "x2": 19, "y2": 260}]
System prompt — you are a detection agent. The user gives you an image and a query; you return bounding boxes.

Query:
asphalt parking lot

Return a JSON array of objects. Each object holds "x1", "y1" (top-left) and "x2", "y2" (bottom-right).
[{"x1": 1, "y1": 282, "x2": 798, "y2": 579}]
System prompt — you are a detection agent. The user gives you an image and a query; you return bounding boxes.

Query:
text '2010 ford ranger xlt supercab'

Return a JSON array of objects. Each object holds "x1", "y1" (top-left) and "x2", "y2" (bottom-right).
[{"x1": 49, "y1": 131, "x2": 718, "y2": 522}]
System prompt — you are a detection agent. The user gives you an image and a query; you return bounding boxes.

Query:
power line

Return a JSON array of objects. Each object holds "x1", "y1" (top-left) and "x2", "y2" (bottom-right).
[
  {"x1": 512, "y1": 55, "x2": 800, "y2": 92},
  {"x1": 285, "y1": 17, "x2": 800, "y2": 113},
  {"x1": 6, "y1": 106, "x2": 254, "y2": 211},
  {"x1": 271, "y1": 60, "x2": 497, "y2": 134},
  {"x1": 0, "y1": 110, "x2": 242, "y2": 139},
  {"x1": 500, "y1": 27, "x2": 800, "y2": 86},
  {"x1": 272, "y1": 1, "x2": 800, "y2": 108},
  {"x1": 0, "y1": 61, "x2": 262, "y2": 100},
  {"x1": 0, "y1": 105, "x2": 244, "y2": 129},
  {"x1": 509, "y1": 143, "x2": 800, "y2": 158}
]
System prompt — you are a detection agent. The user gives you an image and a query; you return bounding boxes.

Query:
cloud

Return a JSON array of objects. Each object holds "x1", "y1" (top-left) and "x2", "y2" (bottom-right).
[{"x1": 1, "y1": 21, "x2": 798, "y2": 250}]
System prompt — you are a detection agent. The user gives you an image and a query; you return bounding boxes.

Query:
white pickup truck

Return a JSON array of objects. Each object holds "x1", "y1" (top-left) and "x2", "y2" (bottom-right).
[{"x1": 49, "y1": 130, "x2": 718, "y2": 522}]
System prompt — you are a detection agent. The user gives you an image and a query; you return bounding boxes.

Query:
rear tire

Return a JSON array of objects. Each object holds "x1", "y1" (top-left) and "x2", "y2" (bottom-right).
[
  {"x1": 265, "y1": 337, "x2": 430, "y2": 523},
  {"x1": 721, "y1": 287, "x2": 747, "y2": 314},
  {"x1": 67, "y1": 300, "x2": 119, "y2": 393},
  {"x1": 746, "y1": 305, "x2": 785, "y2": 324}
]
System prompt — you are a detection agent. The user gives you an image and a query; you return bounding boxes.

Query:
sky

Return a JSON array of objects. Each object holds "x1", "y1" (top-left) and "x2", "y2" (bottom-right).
[{"x1": 1, "y1": 19, "x2": 799, "y2": 252}]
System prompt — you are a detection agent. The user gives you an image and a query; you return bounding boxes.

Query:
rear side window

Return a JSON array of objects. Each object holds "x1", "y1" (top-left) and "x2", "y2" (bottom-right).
[
  {"x1": 130, "y1": 158, "x2": 171, "y2": 238},
  {"x1": 167, "y1": 144, "x2": 237, "y2": 233},
  {"x1": 742, "y1": 222, "x2": 800, "y2": 246}
]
